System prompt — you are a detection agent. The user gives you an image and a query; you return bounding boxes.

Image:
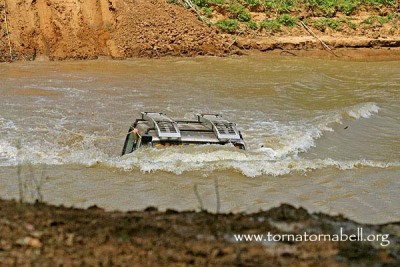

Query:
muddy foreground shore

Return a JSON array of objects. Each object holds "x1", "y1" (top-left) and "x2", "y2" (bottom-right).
[{"x1": 0, "y1": 198, "x2": 399, "y2": 266}]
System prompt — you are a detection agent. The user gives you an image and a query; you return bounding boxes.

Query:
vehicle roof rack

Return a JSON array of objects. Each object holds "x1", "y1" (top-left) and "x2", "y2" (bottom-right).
[
  {"x1": 141, "y1": 112, "x2": 181, "y2": 139},
  {"x1": 196, "y1": 114, "x2": 241, "y2": 140}
]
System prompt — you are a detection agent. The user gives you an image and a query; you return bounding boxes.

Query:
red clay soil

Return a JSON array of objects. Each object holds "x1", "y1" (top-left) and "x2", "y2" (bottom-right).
[
  {"x1": 0, "y1": 0, "x2": 230, "y2": 62},
  {"x1": 113, "y1": 0, "x2": 231, "y2": 58},
  {"x1": 2, "y1": 0, "x2": 400, "y2": 62},
  {"x1": 0, "y1": 199, "x2": 399, "y2": 266}
]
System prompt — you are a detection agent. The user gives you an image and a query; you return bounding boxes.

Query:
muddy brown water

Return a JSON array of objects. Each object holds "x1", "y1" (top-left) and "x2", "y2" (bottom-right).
[{"x1": 0, "y1": 57, "x2": 399, "y2": 224}]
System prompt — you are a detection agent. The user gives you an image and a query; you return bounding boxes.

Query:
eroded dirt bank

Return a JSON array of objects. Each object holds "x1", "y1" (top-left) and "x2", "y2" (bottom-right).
[
  {"x1": 1, "y1": 0, "x2": 400, "y2": 62},
  {"x1": 0, "y1": 0, "x2": 229, "y2": 62},
  {"x1": 0, "y1": 199, "x2": 399, "y2": 266}
]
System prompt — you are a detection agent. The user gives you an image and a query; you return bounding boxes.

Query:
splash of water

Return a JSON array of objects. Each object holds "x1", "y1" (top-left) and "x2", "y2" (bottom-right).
[{"x1": 1, "y1": 102, "x2": 395, "y2": 177}]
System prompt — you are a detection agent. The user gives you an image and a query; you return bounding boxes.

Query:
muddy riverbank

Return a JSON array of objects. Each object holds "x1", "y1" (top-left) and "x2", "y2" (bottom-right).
[
  {"x1": 0, "y1": 198, "x2": 399, "y2": 266},
  {"x1": 1, "y1": 0, "x2": 400, "y2": 62}
]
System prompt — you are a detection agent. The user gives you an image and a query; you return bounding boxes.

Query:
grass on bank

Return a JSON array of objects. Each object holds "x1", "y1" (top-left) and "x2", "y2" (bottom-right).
[
  {"x1": 170, "y1": 0, "x2": 399, "y2": 35},
  {"x1": 190, "y1": 0, "x2": 397, "y2": 15}
]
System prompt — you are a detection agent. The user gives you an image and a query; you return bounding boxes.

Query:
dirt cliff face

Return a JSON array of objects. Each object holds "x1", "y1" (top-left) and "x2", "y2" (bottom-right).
[
  {"x1": 0, "y1": 0, "x2": 229, "y2": 61},
  {"x1": 114, "y1": 0, "x2": 229, "y2": 58}
]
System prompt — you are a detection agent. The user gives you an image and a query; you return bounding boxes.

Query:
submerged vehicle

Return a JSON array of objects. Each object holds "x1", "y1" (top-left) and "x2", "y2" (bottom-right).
[{"x1": 122, "y1": 112, "x2": 246, "y2": 155}]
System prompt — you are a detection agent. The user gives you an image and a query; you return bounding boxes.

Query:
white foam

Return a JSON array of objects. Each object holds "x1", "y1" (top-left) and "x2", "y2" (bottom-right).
[
  {"x1": 1, "y1": 135, "x2": 398, "y2": 177},
  {"x1": 0, "y1": 118, "x2": 17, "y2": 131},
  {"x1": 0, "y1": 102, "x2": 388, "y2": 177},
  {"x1": 249, "y1": 102, "x2": 380, "y2": 159},
  {"x1": 0, "y1": 139, "x2": 18, "y2": 166},
  {"x1": 347, "y1": 102, "x2": 380, "y2": 119},
  {"x1": 110, "y1": 148, "x2": 400, "y2": 177}
]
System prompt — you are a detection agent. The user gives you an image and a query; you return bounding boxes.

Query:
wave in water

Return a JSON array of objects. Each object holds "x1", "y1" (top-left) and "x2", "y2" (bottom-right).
[
  {"x1": 347, "y1": 102, "x2": 380, "y2": 119},
  {"x1": 0, "y1": 102, "x2": 390, "y2": 176},
  {"x1": 249, "y1": 102, "x2": 380, "y2": 157},
  {"x1": 112, "y1": 146, "x2": 399, "y2": 177}
]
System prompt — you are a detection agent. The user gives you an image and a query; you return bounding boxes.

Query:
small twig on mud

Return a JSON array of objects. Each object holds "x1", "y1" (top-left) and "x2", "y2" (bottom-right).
[
  {"x1": 193, "y1": 184, "x2": 205, "y2": 211},
  {"x1": 227, "y1": 31, "x2": 244, "y2": 49},
  {"x1": 3, "y1": 0, "x2": 13, "y2": 61},
  {"x1": 298, "y1": 20, "x2": 339, "y2": 57},
  {"x1": 214, "y1": 177, "x2": 220, "y2": 214},
  {"x1": 15, "y1": 139, "x2": 47, "y2": 203},
  {"x1": 16, "y1": 140, "x2": 24, "y2": 203},
  {"x1": 19, "y1": 51, "x2": 28, "y2": 61},
  {"x1": 35, "y1": 168, "x2": 46, "y2": 203},
  {"x1": 280, "y1": 49, "x2": 297, "y2": 56},
  {"x1": 28, "y1": 165, "x2": 46, "y2": 203}
]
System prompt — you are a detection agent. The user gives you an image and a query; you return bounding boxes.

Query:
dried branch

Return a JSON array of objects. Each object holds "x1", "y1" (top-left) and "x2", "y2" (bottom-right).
[
  {"x1": 214, "y1": 177, "x2": 220, "y2": 214},
  {"x1": 193, "y1": 184, "x2": 205, "y2": 211},
  {"x1": 298, "y1": 20, "x2": 339, "y2": 57},
  {"x1": 174, "y1": 0, "x2": 209, "y2": 24},
  {"x1": 16, "y1": 140, "x2": 24, "y2": 203}
]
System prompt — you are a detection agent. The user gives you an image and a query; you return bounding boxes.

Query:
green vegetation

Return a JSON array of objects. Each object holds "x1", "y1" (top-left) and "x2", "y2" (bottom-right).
[
  {"x1": 202, "y1": 6, "x2": 214, "y2": 17},
  {"x1": 229, "y1": 3, "x2": 252, "y2": 22},
  {"x1": 264, "y1": 0, "x2": 295, "y2": 14},
  {"x1": 337, "y1": 1, "x2": 358, "y2": 15},
  {"x1": 312, "y1": 18, "x2": 329, "y2": 31},
  {"x1": 377, "y1": 15, "x2": 390, "y2": 25},
  {"x1": 361, "y1": 15, "x2": 394, "y2": 27},
  {"x1": 263, "y1": 0, "x2": 397, "y2": 17},
  {"x1": 209, "y1": 0, "x2": 226, "y2": 4},
  {"x1": 259, "y1": 19, "x2": 281, "y2": 32},
  {"x1": 215, "y1": 19, "x2": 239, "y2": 33},
  {"x1": 247, "y1": 20, "x2": 259, "y2": 30},
  {"x1": 362, "y1": 16, "x2": 375, "y2": 25},
  {"x1": 192, "y1": 0, "x2": 209, "y2": 7},
  {"x1": 364, "y1": 0, "x2": 395, "y2": 5},
  {"x1": 184, "y1": 0, "x2": 397, "y2": 12},
  {"x1": 347, "y1": 20, "x2": 357, "y2": 29},
  {"x1": 245, "y1": 0, "x2": 261, "y2": 8},
  {"x1": 313, "y1": 18, "x2": 344, "y2": 31},
  {"x1": 277, "y1": 14, "x2": 298, "y2": 27},
  {"x1": 167, "y1": 0, "x2": 398, "y2": 35}
]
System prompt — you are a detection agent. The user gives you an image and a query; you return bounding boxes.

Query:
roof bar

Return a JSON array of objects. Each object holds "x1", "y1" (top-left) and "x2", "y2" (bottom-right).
[
  {"x1": 196, "y1": 114, "x2": 241, "y2": 140},
  {"x1": 141, "y1": 112, "x2": 181, "y2": 139}
]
